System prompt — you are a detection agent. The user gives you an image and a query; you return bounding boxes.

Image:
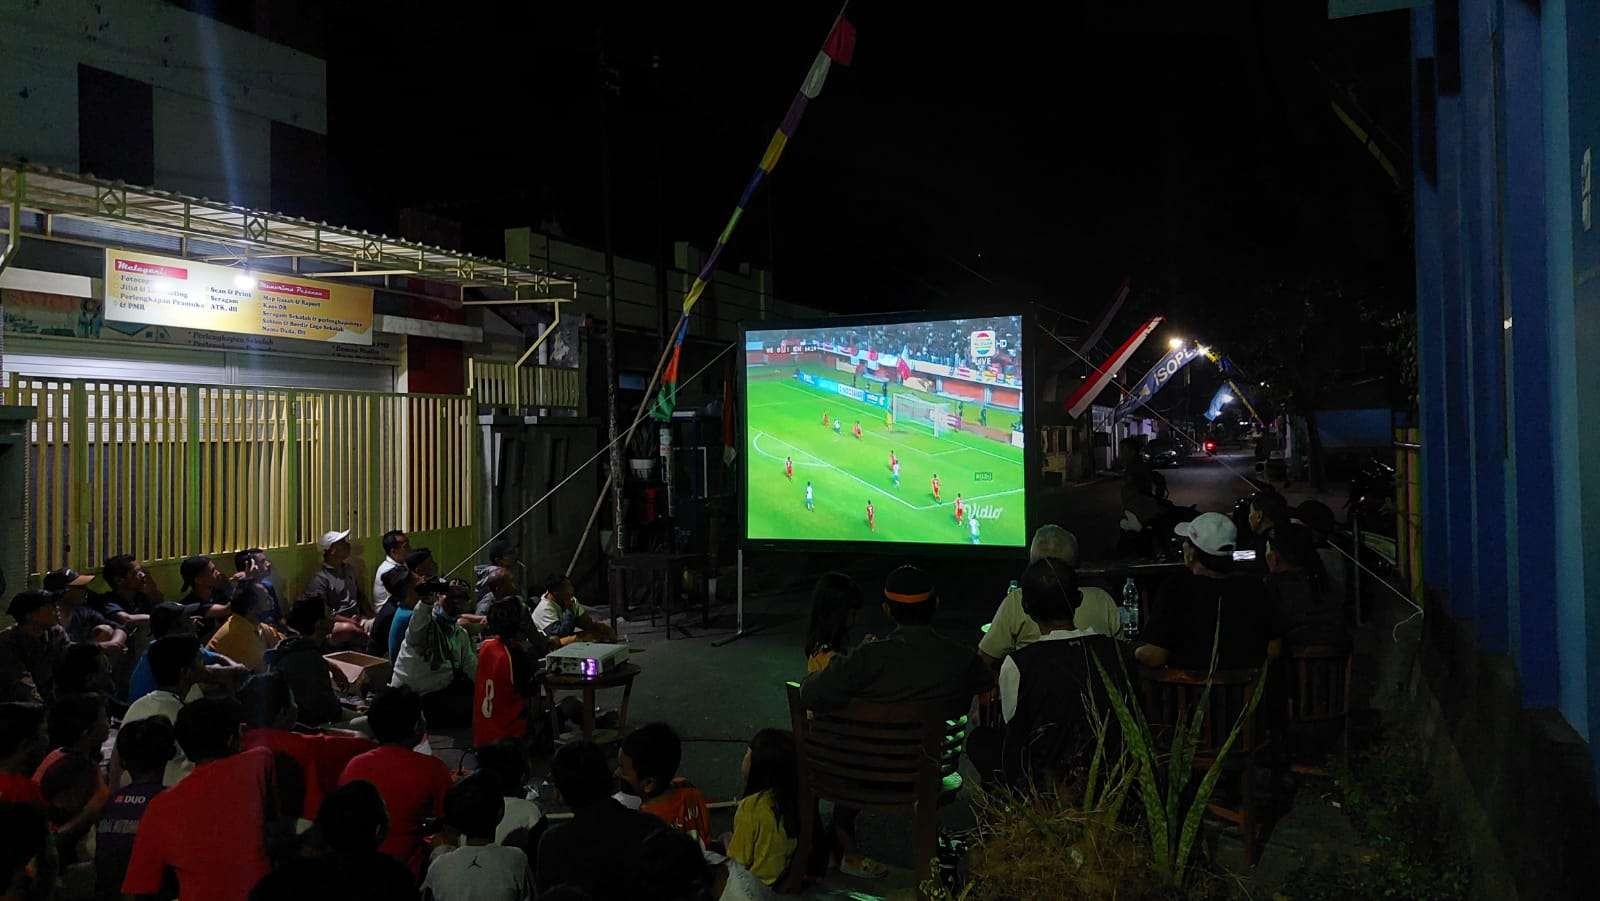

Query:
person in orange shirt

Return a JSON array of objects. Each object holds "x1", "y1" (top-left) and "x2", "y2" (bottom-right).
[
  {"x1": 931, "y1": 473, "x2": 942, "y2": 503},
  {"x1": 852, "y1": 420, "x2": 863, "y2": 440},
  {"x1": 207, "y1": 582, "x2": 282, "y2": 672},
  {"x1": 619, "y1": 722, "x2": 711, "y2": 849},
  {"x1": 954, "y1": 493, "x2": 966, "y2": 524},
  {"x1": 32, "y1": 692, "x2": 112, "y2": 846}
]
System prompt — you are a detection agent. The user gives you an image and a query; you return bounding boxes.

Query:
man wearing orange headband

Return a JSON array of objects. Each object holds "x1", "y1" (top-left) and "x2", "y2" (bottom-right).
[{"x1": 798, "y1": 565, "x2": 992, "y2": 708}]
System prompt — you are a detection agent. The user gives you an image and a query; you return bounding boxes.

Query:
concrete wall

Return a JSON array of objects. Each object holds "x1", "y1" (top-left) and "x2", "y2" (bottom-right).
[
  {"x1": 1410, "y1": 1, "x2": 1600, "y2": 894},
  {"x1": 504, "y1": 228, "x2": 828, "y2": 343},
  {"x1": 0, "y1": 0, "x2": 326, "y2": 206}
]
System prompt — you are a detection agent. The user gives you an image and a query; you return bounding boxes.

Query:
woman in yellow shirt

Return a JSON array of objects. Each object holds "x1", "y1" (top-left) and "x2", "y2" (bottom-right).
[
  {"x1": 727, "y1": 728, "x2": 800, "y2": 887},
  {"x1": 804, "y1": 572, "x2": 864, "y2": 673}
]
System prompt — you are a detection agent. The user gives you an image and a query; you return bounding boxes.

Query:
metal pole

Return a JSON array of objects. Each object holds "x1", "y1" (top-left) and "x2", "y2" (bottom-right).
[
  {"x1": 600, "y1": 35, "x2": 626, "y2": 617},
  {"x1": 713, "y1": 546, "x2": 747, "y2": 646},
  {"x1": 567, "y1": 472, "x2": 610, "y2": 578}
]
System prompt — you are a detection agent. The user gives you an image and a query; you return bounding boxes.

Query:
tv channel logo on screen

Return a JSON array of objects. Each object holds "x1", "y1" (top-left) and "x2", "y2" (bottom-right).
[{"x1": 969, "y1": 329, "x2": 997, "y2": 359}]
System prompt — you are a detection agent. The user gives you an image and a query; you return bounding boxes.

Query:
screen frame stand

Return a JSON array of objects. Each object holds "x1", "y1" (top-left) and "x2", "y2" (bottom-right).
[{"x1": 711, "y1": 547, "x2": 754, "y2": 647}]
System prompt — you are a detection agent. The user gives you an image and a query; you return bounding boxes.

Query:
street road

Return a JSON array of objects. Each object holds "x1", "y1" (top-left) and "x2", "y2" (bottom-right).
[{"x1": 1038, "y1": 452, "x2": 1262, "y2": 563}]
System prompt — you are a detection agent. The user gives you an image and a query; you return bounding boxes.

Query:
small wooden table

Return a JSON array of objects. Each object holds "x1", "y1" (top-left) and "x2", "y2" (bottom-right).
[{"x1": 542, "y1": 662, "x2": 641, "y2": 744}]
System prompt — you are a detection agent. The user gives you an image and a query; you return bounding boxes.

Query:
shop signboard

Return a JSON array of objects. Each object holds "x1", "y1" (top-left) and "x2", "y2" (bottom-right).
[{"x1": 104, "y1": 250, "x2": 374, "y2": 345}]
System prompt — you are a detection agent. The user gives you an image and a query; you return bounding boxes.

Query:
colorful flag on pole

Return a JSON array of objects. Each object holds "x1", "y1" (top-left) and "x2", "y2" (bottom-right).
[
  {"x1": 651, "y1": 319, "x2": 690, "y2": 421},
  {"x1": 673, "y1": 15, "x2": 856, "y2": 321},
  {"x1": 652, "y1": 13, "x2": 856, "y2": 421}
]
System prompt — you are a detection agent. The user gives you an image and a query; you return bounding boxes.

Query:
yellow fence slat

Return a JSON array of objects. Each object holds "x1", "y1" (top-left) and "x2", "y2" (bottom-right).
[
  {"x1": 7, "y1": 375, "x2": 475, "y2": 575},
  {"x1": 468, "y1": 358, "x2": 579, "y2": 411}
]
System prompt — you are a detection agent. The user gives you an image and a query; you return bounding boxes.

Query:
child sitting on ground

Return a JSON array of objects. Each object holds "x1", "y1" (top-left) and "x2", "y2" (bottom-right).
[
  {"x1": 0, "y1": 702, "x2": 47, "y2": 806},
  {"x1": 473, "y1": 740, "x2": 545, "y2": 862},
  {"x1": 39, "y1": 752, "x2": 101, "y2": 894},
  {"x1": 94, "y1": 717, "x2": 173, "y2": 901},
  {"x1": 423, "y1": 772, "x2": 534, "y2": 900},
  {"x1": 618, "y1": 722, "x2": 711, "y2": 849},
  {"x1": 724, "y1": 729, "x2": 800, "y2": 888}
]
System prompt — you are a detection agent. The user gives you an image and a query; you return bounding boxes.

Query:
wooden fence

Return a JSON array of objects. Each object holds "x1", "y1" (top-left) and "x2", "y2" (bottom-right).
[
  {"x1": 468, "y1": 359, "x2": 581, "y2": 410},
  {"x1": 2, "y1": 376, "x2": 474, "y2": 575}
]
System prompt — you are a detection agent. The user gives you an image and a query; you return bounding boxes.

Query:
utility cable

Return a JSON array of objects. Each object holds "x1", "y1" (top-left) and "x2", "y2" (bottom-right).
[{"x1": 443, "y1": 340, "x2": 735, "y2": 579}]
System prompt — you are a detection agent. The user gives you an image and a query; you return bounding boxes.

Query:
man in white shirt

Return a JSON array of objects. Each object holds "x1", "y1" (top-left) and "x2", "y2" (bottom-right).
[
  {"x1": 116, "y1": 635, "x2": 205, "y2": 786},
  {"x1": 532, "y1": 575, "x2": 615, "y2": 646},
  {"x1": 423, "y1": 773, "x2": 533, "y2": 900},
  {"x1": 993, "y1": 559, "x2": 1124, "y2": 788},
  {"x1": 979, "y1": 525, "x2": 1119, "y2": 669},
  {"x1": 372, "y1": 529, "x2": 409, "y2": 608}
]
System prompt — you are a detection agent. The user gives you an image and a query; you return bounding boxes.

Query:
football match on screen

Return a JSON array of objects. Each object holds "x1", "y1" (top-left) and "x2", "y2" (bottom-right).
[{"x1": 743, "y1": 316, "x2": 1026, "y2": 548}]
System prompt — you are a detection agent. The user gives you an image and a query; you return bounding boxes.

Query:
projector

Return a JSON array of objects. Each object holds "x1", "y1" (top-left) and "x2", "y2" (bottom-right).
[{"x1": 545, "y1": 642, "x2": 630, "y2": 678}]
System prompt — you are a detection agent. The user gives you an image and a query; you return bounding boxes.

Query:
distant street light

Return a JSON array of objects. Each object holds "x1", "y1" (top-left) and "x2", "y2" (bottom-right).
[{"x1": 1168, "y1": 337, "x2": 1185, "y2": 350}]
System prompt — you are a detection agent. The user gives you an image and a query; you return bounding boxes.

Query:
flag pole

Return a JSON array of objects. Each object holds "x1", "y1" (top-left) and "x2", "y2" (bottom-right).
[{"x1": 571, "y1": 2, "x2": 854, "y2": 638}]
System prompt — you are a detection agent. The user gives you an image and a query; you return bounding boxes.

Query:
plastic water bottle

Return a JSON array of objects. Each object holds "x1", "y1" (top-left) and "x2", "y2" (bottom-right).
[{"x1": 1119, "y1": 576, "x2": 1140, "y2": 639}]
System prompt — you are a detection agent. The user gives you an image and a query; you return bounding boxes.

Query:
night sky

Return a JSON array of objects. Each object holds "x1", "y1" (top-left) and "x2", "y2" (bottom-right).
[{"x1": 320, "y1": 2, "x2": 1411, "y2": 353}]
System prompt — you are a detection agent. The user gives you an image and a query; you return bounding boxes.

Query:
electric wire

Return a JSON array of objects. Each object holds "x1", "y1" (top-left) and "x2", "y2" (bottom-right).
[{"x1": 443, "y1": 340, "x2": 735, "y2": 579}]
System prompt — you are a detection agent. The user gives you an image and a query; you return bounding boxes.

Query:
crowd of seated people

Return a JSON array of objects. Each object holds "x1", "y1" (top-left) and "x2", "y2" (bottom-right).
[
  {"x1": 0, "y1": 493, "x2": 1349, "y2": 898},
  {"x1": 0, "y1": 527, "x2": 825, "y2": 900},
  {"x1": 968, "y1": 511, "x2": 1350, "y2": 793}
]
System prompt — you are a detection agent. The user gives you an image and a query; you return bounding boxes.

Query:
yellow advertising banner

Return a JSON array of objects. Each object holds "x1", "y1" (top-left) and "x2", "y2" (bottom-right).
[{"x1": 103, "y1": 250, "x2": 375, "y2": 345}]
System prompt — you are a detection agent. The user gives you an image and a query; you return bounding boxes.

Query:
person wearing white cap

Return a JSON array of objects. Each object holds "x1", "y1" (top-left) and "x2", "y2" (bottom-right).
[
  {"x1": 303, "y1": 529, "x2": 373, "y2": 647},
  {"x1": 1134, "y1": 512, "x2": 1278, "y2": 671}
]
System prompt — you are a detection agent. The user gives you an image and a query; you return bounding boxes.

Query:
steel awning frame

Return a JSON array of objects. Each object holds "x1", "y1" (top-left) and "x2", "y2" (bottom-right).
[{"x1": 0, "y1": 163, "x2": 577, "y2": 302}]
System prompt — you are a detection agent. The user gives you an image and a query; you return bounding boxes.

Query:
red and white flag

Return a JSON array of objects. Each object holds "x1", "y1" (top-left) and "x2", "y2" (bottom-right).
[{"x1": 1064, "y1": 316, "x2": 1162, "y2": 419}]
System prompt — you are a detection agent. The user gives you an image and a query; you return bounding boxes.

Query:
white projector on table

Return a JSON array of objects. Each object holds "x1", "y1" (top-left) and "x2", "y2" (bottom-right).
[{"x1": 545, "y1": 642, "x2": 630, "y2": 678}]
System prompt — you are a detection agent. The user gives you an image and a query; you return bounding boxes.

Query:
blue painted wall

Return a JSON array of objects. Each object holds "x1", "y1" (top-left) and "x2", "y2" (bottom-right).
[{"x1": 1414, "y1": 0, "x2": 1598, "y2": 780}]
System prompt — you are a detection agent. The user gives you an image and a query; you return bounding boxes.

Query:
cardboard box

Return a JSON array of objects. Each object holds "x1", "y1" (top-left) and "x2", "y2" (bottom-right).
[{"x1": 324, "y1": 651, "x2": 391, "y2": 697}]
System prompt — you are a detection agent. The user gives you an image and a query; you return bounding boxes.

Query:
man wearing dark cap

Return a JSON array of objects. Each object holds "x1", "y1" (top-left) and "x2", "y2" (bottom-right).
[
  {"x1": 46, "y1": 568, "x2": 128, "y2": 655},
  {"x1": 0, "y1": 591, "x2": 68, "y2": 705},
  {"x1": 799, "y1": 565, "x2": 992, "y2": 708}
]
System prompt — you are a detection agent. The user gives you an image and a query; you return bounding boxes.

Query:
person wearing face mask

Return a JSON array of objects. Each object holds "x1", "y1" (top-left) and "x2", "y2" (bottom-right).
[{"x1": 390, "y1": 578, "x2": 477, "y2": 729}]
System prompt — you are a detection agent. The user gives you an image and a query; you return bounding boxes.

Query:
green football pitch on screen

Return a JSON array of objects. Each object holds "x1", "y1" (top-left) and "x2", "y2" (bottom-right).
[{"x1": 744, "y1": 317, "x2": 1026, "y2": 548}]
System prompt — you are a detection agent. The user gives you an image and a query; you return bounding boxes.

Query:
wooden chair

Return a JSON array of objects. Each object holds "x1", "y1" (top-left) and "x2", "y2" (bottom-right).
[
  {"x1": 783, "y1": 682, "x2": 968, "y2": 896},
  {"x1": 1138, "y1": 665, "x2": 1267, "y2": 865},
  {"x1": 1283, "y1": 644, "x2": 1353, "y2": 775}
]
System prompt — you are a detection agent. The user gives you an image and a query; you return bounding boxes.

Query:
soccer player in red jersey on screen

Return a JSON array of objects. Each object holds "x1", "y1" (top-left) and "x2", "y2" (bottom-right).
[
  {"x1": 954, "y1": 494, "x2": 965, "y2": 524},
  {"x1": 822, "y1": 410, "x2": 830, "y2": 428},
  {"x1": 784, "y1": 456, "x2": 794, "y2": 481},
  {"x1": 853, "y1": 420, "x2": 863, "y2": 440},
  {"x1": 931, "y1": 474, "x2": 942, "y2": 503},
  {"x1": 866, "y1": 500, "x2": 876, "y2": 532},
  {"x1": 888, "y1": 450, "x2": 898, "y2": 471}
]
